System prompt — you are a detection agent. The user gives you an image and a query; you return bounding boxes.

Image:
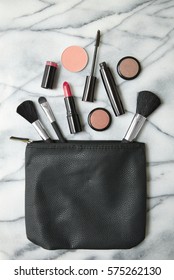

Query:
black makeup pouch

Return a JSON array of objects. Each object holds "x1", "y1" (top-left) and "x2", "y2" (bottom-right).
[{"x1": 25, "y1": 140, "x2": 146, "y2": 250}]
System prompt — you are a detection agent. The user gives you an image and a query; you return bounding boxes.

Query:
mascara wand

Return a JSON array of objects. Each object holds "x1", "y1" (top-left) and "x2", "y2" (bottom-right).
[
  {"x1": 82, "y1": 30, "x2": 100, "y2": 102},
  {"x1": 122, "y1": 91, "x2": 161, "y2": 142}
]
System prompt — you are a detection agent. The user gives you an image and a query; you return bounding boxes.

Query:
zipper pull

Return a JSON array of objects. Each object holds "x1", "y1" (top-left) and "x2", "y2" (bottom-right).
[{"x1": 10, "y1": 136, "x2": 33, "y2": 143}]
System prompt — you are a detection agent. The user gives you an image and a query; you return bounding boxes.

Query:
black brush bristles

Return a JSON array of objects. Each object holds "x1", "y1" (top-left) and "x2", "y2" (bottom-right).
[
  {"x1": 136, "y1": 91, "x2": 161, "y2": 118},
  {"x1": 16, "y1": 100, "x2": 38, "y2": 123}
]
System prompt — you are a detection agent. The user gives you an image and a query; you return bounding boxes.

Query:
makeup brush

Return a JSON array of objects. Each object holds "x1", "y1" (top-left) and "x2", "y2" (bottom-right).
[
  {"x1": 16, "y1": 100, "x2": 52, "y2": 143},
  {"x1": 38, "y1": 97, "x2": 66, "y2": 143},
  {"x1": 82, "y1": 30, "x2": 100, "y2": 102},
  {"x1": 122, "y1": 91, "x2": 161, "y2": 142}
]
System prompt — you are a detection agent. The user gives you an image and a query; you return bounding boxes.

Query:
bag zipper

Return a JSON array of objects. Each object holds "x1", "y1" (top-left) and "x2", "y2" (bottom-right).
[{"x1": 10, "y1": 136, "x2": 33, "y2": 144}]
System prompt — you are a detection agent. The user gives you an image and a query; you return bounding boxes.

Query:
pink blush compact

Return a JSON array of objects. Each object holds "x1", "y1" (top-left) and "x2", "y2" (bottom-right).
[
  {"x1": 61, "y1": 46, "x2": 88, "y2": 72},
  {"x1": 88, "y1": 108, "x2": 111, "y2": 131}
]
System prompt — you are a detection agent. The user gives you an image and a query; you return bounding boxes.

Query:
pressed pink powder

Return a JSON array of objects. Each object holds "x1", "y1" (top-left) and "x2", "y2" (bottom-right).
[
  {"x1": 88, "y1": 108, "x2": 111, "y2": 131},
  {"x1": 61, "y1": 46, "x2": 88, "y2": 72}
]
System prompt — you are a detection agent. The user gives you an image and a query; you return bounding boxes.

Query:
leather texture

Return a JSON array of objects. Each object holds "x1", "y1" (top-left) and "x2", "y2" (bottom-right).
[{"x1": 25, "y1": 140, "x2": 146, "y2": 250}]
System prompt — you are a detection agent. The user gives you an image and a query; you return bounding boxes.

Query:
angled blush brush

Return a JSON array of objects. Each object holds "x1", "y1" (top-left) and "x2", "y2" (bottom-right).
[
  {"x1": 16, "y1": 100, "x2": 52, "y2": 143},
  {"x1": 38, "y1": 97, "x2": 66, "y2": 143},
  {"x1": 122, "y1": 90, "x2": 161, "y2": 142}
]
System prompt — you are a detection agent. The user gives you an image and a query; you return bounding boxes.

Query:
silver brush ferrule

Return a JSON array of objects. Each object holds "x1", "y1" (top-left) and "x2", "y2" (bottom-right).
[
  {"x1": 33, "y1": 120, "x2": 50, "y2": 141},
  {"x1": 40, "y1": 101, "x2": 56, "y2": 123},
  {"x1": 123, "y1": 113, "x2": 146, "y2": 142}
]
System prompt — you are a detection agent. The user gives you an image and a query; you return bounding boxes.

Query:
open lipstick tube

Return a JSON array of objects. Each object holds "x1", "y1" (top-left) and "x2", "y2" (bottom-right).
[{"x1": 63, "y1": 82, "x2": 82, "y2": 134}]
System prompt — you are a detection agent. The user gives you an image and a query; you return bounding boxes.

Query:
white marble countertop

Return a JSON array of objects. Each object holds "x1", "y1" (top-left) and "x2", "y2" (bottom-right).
[{"x1": 0, "y1": 0, "x2": 174, "y2": 260}]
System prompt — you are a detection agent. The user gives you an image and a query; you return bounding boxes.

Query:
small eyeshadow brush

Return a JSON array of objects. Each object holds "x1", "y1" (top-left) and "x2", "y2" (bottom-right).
[
  {"x1": 122, "y1": 90, "x2": 161, "y2": 142},
  {"x1": 82, "y1": 30, "x2": 100, "y2": 102},
  {"x1": 16, "y1": 100, "x2": 52, "y2": 143},
  {"x1": 38, "y1": 97, "x2": 66, "y2": 142}
]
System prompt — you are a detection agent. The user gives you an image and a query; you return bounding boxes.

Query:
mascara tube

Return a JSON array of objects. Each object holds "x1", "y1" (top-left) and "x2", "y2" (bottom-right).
[{"x1": 99, "y1": 62, "x2": 125, "y2": 116}]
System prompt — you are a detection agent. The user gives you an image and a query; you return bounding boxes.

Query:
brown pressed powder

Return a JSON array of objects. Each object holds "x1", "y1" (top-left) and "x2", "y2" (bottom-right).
[
  {"x1": 117, "y1": 56, "x2": 141, "y2": 80},
  {"x1": 88, "y1": 108, "x2": 111, "y2": 131}
]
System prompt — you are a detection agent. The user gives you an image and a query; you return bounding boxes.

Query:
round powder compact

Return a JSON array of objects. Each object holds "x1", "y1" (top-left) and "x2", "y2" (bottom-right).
[
  {"x1": 117, "y1": 56, "x2": 141, "y2": 80},
  {"x1": 61, "y1": 46, "x2": 88, "y2": 72},
  {"x1": 88, "y1": 108, "x2": 111, "y2": 131}
]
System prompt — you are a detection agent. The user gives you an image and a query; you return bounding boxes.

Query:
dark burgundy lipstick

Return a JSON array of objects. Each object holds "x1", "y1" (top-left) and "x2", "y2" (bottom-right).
[{"x1": 63, "y1": 81, "x2": 82, "y2": 134}]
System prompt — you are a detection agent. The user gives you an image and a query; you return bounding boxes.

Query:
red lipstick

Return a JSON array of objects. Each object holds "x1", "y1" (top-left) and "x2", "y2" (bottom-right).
[
  {"x1": 63, "y1": 81, "x2": 72, "y2": 97},
  {"x1": 63, "y1": 82, "x2": 82, "y2": 134}
]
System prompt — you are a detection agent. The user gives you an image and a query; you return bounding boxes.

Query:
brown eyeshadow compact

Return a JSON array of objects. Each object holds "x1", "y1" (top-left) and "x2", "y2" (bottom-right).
[
  {"x1": 117, "y1": 56, "x2": 141, "y2": 80},
  {"x1": 88, "y1": 108, "x2": 111, "y2": 131}
]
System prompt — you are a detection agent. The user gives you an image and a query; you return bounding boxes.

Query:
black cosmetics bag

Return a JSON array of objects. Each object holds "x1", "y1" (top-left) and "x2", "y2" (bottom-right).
[{"x1": 25, "y1": 140, "x2": 146, "y2": 250}]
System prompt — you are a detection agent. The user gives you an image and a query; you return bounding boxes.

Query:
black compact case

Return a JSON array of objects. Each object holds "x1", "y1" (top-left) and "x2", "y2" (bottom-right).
[{"x1": 25, "y1": 140, "x2": 146, "y2": 250}]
